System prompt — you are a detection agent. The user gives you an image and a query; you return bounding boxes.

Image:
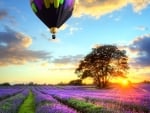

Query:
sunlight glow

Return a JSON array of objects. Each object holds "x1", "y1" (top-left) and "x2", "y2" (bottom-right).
[{"x1": 121, "y1": 79, "x2": 129, "y2": 86}]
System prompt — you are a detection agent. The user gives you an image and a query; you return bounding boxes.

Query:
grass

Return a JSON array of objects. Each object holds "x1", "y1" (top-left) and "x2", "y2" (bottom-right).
[
  {"x1": 18, "y1": 91, "x2": 35, "y2": 113},
  {"x1": 67, "y1": 98, "x2": 112, "y2": 113}
]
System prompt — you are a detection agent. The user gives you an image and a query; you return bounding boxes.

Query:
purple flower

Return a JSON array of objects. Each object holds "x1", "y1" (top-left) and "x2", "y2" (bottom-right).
[{"x1": 36, "y1": 103, "x2": 77, "y2": 113}]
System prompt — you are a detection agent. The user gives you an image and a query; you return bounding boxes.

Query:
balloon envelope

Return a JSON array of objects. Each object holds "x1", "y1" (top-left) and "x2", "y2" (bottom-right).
[{"x1": 30, "y1": 0, "x2": 75, "y2": 33}]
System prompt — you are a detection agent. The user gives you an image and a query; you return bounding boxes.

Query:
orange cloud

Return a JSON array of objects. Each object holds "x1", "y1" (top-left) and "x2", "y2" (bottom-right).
[{"x1": 74, "y1": 0, "x2": 150, "y2": 18}]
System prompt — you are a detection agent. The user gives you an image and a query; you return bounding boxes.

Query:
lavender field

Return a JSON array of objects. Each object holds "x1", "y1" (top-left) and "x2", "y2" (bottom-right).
[{"x1": 0, "y1": 84, "x2": 150, "y2": 113}]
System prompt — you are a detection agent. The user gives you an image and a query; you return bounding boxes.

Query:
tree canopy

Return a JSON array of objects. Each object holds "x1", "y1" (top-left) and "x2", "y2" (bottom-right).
[{"x1": 75, "y1": 45, "x2": 129, "y2": 88}]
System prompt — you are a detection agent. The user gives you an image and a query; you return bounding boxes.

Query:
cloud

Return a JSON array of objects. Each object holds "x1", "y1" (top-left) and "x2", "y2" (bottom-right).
[
  {"x1": 135, "y1": 26, "x2": 148, "y2": 31},
  {"x1": 69, "y1": 26, "x2": 81, "y2": 35},
  {"x1": 74, "y1": 0, "x2": 150, "y2": 18},
  {"x1": 0, "y1": 26, "x2": 50, "y2": 66},
  {"x1": 48, "y1": 38, "x2": 60, "y2": 43},
  {"x1": 91, "y1": 44, "x2": 101, "y2": 49},
  {"x1": 59, "y1": 23, "x2": 82, "y2": 35},
  {"x1": 0, "y1": 10, "x2": 8, "y2": 20},
  {"x1": 128, "y1": 34, "x2": 150, "y2": 67},
  {"x1": 59, "y1": 24, "x2": 69, "y2": 31},
  {"x1": 52, "y1": 55, "x2": 84, "y2": 64},
  {"x1": 48, "y1": 55, "x2": 84, "y2": 71},
  {"x1": 41, "y1": 62, "x2": 49, "y2": 67},
  {"x1": 0, "y1": 9, "x2": 17, "y2": 25},
  {"x1": 49, "y1": 67, "x2": 75, "y2": 71},
  {"x1": 129, "y1": 0, "x2": 150, "y2": 12}
]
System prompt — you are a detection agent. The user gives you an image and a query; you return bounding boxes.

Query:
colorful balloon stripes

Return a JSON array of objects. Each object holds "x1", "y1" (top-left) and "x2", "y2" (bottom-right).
[{"x1": 31, "y1": 0, "x2": 74, "y2": 13}]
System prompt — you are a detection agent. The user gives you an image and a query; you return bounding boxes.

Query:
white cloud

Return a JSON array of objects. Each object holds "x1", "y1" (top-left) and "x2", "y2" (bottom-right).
[
  {"x1": 49, "y1": 38, "x2": 60, "y2": 43},
  {"x1": 129, "y1": 0, "x2": 150, "y2": 12},
  {"x1": 59, "y1": 24, "x2": 69, "y2": 31},
  {"x1": 135, "y1": 26, "x2": 148, "y2": 31},
  {"x1": 69, "y1": 26, "x2": 80, "y2": 35}
]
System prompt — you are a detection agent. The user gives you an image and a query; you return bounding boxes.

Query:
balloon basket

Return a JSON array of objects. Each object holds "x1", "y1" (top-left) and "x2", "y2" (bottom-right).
[{"x1": 52, "y1": 34, "x2": 56, "y2": 39}]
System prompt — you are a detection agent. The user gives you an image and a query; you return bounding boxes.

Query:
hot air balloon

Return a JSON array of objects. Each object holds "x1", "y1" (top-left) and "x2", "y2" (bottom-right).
[{"x1": 30, "y1": 0, "x2": 75, "y2": 39}]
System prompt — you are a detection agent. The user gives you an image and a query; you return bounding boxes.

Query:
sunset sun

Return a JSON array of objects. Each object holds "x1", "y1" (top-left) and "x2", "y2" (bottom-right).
[{"x1": 121, "y1": 79, "x2": 129, "y2": 86}]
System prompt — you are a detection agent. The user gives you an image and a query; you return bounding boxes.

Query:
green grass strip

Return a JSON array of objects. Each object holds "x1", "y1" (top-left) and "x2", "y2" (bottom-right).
[
  {"x1": 67, "y1": 98, "x2": 112, "y2": 113},
  {"x1": 18, "y1": 91, "x2": 35, "y2": 113}
]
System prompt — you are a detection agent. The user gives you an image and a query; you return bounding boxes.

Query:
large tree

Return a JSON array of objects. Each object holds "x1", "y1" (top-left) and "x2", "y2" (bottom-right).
[{"x1": 75, "y1": 45, "x2": 129, "y2": 88}]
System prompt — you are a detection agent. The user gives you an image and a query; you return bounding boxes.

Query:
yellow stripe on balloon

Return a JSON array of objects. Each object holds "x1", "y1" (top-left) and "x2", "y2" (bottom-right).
[
  {"x1": 54, "y1": 0, "x2": 59, "y2": 8},
  {"x1": 50, "y1": 0, "x2": 54, "y2": 4},
  {"x1": 44, "y1": 0, "x2": 50, "y2": 8}
]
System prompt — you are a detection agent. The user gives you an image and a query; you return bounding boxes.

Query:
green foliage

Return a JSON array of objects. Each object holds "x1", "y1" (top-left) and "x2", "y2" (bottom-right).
[
  {"x1": 1, "y1": 102, "x2": 12, "y2": 110},
  {"x1": 18, "y1": 91, "x2": 35, "y2": 113},
  {"x1": 0, "y1": 82, "x2": 11, "y2": 86},
  {"x1": 68, "y1": 79, "x2": 82, "y2": 85},
  {"x1": 65, "y1": 98, "x2": 112, "y2": 113}
]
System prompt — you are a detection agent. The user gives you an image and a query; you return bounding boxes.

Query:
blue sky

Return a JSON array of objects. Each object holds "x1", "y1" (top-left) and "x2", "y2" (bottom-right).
[{"x1": 0, "y1": 0, "x2": 150, "y2": 84}]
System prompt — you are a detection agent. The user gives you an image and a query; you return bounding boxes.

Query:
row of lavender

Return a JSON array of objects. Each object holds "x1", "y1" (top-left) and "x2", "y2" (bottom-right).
[
  {"x1": 0, "y1": 88, "x2": 29, "y2": 113},
  {"x1": 32, "y1": 87, "x2": 78, "y2": 113},
  {"x1": 36, "y1": 84, "x2": 150, "y2": 113},
  {"x1": 0, "y1": 86, "x2": 25, "y2": 101}
]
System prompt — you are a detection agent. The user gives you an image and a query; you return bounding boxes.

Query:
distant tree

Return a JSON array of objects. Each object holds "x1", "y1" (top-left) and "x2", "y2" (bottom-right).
[
  {"x1": 14, "y1": 83, "x2": 25, "y2": 86},
  {"x1": 143, "y1": 80, "x2": 150, "y2": 84},
  {"x1": 75, "y1": 45, "x2": 129, "y2": 88},
  {"x1": 28, "y1": 82, "x2": 34, "y2": 86},
  {"x1": 57, "y1": 82, "x2": 67, "y2": 86},
  {"x1": 0, "y1": 82, "x2": 11, "y2": 86},
  {"x1": 69, "y1": 79, "x2": 82, "y2": 85}
]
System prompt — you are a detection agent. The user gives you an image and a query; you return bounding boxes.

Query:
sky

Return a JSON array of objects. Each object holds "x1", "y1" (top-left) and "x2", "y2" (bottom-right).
[{"x1": 0, "y1": 0, "x2": 150, "y2": 84}]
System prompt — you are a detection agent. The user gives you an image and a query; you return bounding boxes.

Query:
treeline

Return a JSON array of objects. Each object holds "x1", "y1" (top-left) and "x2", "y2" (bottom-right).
[
  {"x1": 0, "y1": 79, "x2": 84, "y2": 86},
  {"x1": 1, "y1": 80, "x2": 150, "y2": 86},
  {"x1": 0, "y1": 82, "x2": 53, "y2": 86},
  {"x1": 48, "y1": 79, "x2": 86, "y2": 86},
  {"x1": 142, "y1": 80, "x2": 150, "y2": 84},
  {"x1": 0, "y1": 82, "x2": 11, "y2": 86}
]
